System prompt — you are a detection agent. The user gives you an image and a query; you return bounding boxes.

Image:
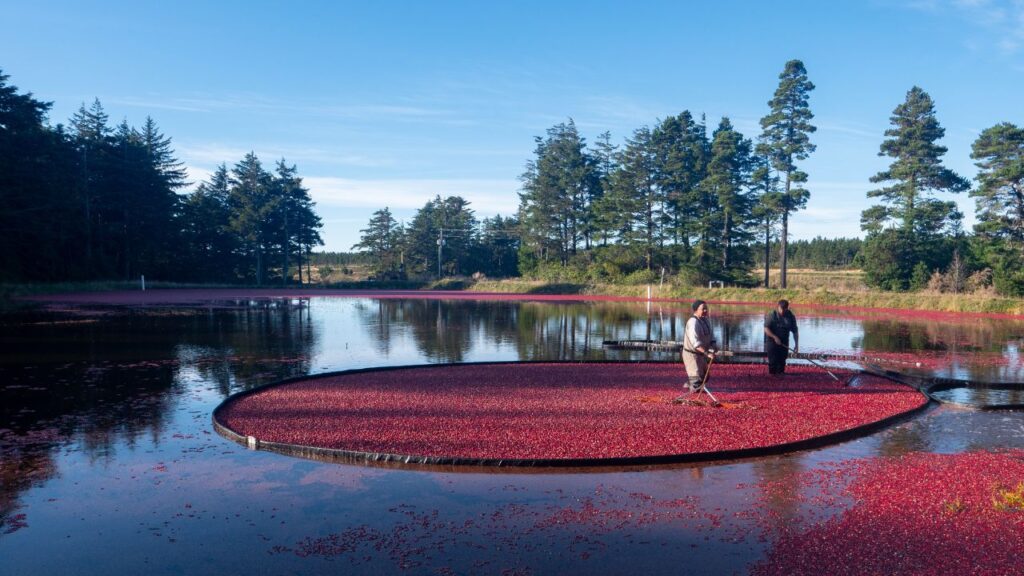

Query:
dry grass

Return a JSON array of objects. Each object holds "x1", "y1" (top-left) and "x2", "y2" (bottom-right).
[
  {"x1": 764, "y1": 269, "x2": 868, "y2": 292},
  {"x1": 471, "y1": 277, "x2": 1024, "y2": 315}
]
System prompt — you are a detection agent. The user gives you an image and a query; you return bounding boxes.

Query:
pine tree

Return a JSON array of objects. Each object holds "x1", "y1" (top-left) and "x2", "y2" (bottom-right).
[
  {"x1": 270, "y1": 159, "x2": 320, "y2": 284},
  {"x1": 405, "y1": 196, "x2": 477, "y2": 278},
  {"x1": 353, "y1": 207, "x2": 402, "y2": 276},
  {"x1": 750, "y1": 155, "x2": 783, "y2": 286},
  {"x1": 652, "y1": 111, "x2": 710, "y2": 262},
  {"x1": 585, "y1": 131, "x2": 616, "y2": 248},
  {"x1": 475, "y1": 215, "x2": 519, "y2": 277},
  {"x1": 970, "y1": 122, "x2": 1024, "y2": 295},
  {"x1": 182, "y1": 164, "x2": 237, "y2": 281},
  {"x1": 612, "y1": 126, "x2": 663, "y2": 270},
  {"x1": 0, "y1": 69, "x2": 77, "y2": 280},
  {"x1": 758, "y1": 60, "x2": 816, "y2": 288},
  {"x1": 228, "y1": 152, "x2": 277, "y2": 285},
  {"x1": 971, "y1": 123, "x2": 1024, "y2": 246},
  {"x1": 518, "y1": 120, "x2": 594, "y2": 267},
  {"x1": 861, "y1": 87, "x2": 969, "y2": 290},
  {"x1": 863, "y1": 86, "x2": 969, "y2": 235},
  {"x1": 705, "y1": 118, "x2": 755, "y2": 275},
  {"x1": 70, "y1": 98, "x2": 113, "y2": 274}
]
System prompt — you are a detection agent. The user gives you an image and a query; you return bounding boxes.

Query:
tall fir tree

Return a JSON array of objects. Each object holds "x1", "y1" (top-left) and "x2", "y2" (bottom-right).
[
  {"x1": 970, "y1": 122, "x2": 1024, "y2": 295},
  {"x1": 861, "y1": 87, "x2": 969, "y2": 290},
  {"x1": 270, "y1": 159, "x2": 321, "y2": 284},
  {"x1": 518, "y1": 120, "x2": 594, "y2": 267},
  {"x1": 0, "y1": 69, "x2": 78, "y2": 280},
  {"x1": 749, "y1": 154, "x2": 783, "y2": 286},
  {"x1": 70, "y1": 98, "x2": 113, "y2": 273},
  {"x1": 862, "y1": 86, "x2": 969, "y2": 235},
  {"x1": 705, "y1": 118, "x2": 755, "y2": 275},
  {"x1": 651, "y1": 111, "x2": 709, "y2": 262},
  {"x1": 970, "y1": 123, "x2": 1024, "y2": 247},
  {"x1": 353, "y1": 207, "x2": 403, "y2": 276},
  {"x1": 757, "y1": 60, "x2": 816, "y2": 288},
  {"x1": 612, "y1": 126, "x2": 663, "y2": 270},
  {"x1": 228, "y1": 152, "x2": 277, "y2": 285},
  {"x1": 182, "y1": 164, "x2": 237, "y2": 281}
]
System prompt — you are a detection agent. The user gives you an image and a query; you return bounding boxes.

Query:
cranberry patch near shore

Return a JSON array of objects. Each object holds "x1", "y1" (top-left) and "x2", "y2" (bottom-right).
[
  {"x1": 752, "y1": 449, "x2": 1024, "y2": 575},
  {"x1": 215, "y1": 362, "x2": 927, "y2": 464}
]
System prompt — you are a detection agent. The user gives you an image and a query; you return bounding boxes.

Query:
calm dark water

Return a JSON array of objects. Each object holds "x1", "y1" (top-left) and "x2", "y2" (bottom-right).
[{"x1": 2, "y1": 297, "x2": 1023, "y2": 575}]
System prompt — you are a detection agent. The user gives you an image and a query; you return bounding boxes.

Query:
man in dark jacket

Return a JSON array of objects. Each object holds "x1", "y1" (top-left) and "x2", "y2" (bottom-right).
[{"x1": 764, "y1": 299, "x2": 798, "y2": 375}]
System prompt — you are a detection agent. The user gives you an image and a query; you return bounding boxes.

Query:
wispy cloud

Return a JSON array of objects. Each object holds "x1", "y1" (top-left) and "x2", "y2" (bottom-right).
[
  {"x1": 303, "y1": 177, "x2": 520, "y2": 216},
  {"x1": 901, "y1": 0, "x2": 1024, "y2": 55},
  {"x1": 816, "y1": 121, "x2": 881, "y2": 139},
  {"x1": 581, "y1": 95, "x2": 666, "y2": 126},
  {"x1": 108, "y1": 91, "x2": 474, "y2": 124},
  {"x1": 177, "y1": 142, "x2": 395, "y2": 170}
]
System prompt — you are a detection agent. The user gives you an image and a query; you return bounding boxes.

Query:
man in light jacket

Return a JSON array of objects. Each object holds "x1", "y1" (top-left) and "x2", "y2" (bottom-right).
[{"x1": 681, "y1": 299, "x2": 717, "y2": 395}]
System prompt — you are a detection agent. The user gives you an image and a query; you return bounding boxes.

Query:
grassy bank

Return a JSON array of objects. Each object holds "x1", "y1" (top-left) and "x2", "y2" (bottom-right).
[
  {"x1": 470, "y1": 279, "x2": 1024, "y2": 316},
  {"x1": 6, "y1": 277, "x2": 1024, "y2": 316}
]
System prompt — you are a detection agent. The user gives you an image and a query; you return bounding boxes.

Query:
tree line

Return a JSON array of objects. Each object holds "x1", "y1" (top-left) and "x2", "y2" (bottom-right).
[
  {"x1": 355, "y1": 60, "x2": 817, "y2": 287},
  {"x1": 858, "y1": 86, "x2": 1024, "y2": 296},
  {"x1": 753, "y1": 237, "x2": 862, "y2": 270},
  {"x1": 353, "y1": 198, "x2": 519, "y2": 280},
  {"x1": 515, "y1": 60, "x2": 816, "y2": 288},
  {"x1": 354, "y1": 62, "x2": 1024, "y2": 297},
  {"x1": 0, "y1": 69, "x2": 322, "y2": 284}
]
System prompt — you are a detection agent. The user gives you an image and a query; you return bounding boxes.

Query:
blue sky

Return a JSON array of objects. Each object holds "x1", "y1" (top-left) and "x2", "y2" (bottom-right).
[{"x1": 3, "y1": 0, "x2": 1023, "y2": 252}]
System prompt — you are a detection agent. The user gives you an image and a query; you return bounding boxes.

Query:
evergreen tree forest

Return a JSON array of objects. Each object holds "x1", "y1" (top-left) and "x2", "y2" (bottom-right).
[
  {"x1": 7, "y1": 60, "x2": 1024, "y2": 298},
  {"x1": 511, "y1": 60, "x2": 818, "y2": 287},
  {"x1": 859, "y1": 86, "x2": 1024, "y2": 296},
  {"x1": 352, "y1": 200, "x2": 520, "y2": 280},
  {"x1": 0, "y1": 69, "x2": 322, "y2": 284},
  {"x1": 352, "y1": 61, "x2": 1024, "y2": 297}
]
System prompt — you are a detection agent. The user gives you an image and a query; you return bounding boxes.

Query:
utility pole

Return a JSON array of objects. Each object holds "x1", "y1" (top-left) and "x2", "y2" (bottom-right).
[{"x1": 437, "y1": 228, "x2": 444, "y2": 279}]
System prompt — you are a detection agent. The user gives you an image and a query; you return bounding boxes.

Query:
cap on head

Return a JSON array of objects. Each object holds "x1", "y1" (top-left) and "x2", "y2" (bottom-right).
[{"x1": 692, "y1": 299, "x2": 707, "y2": 312}]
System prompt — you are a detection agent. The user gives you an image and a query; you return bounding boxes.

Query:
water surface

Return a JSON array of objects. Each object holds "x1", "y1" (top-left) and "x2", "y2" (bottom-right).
[{"x1": 2, "y1": 296, "x2": 1023, "y2": 575}]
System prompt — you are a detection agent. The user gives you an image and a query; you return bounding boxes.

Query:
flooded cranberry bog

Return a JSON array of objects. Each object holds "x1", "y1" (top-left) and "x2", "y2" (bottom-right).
[{"x1": 3, "y1": 290, "x2": 1024, "y2": 575}]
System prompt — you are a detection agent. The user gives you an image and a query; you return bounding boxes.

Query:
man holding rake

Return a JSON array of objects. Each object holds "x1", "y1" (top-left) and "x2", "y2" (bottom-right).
[
  {"x1": 678, "y1": 300, "x2": 717, "y2": 400},
  {"x1": 764, "y1": 299, "x2": 799, "y2": 375}
]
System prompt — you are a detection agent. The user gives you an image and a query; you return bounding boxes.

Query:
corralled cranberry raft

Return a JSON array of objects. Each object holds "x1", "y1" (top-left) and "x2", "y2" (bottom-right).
[{"x1": 213, "y1": 362, "x2": 929, "y2": 466}]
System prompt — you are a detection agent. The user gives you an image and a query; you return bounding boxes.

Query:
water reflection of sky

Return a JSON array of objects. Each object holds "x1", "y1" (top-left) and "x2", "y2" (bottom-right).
[
  {"x1": 2, "y1": 296, "x2": 1024, "y2": 575},
  {"x1": 304, "y1": 298, "x2": 1024, "y2": 382}
]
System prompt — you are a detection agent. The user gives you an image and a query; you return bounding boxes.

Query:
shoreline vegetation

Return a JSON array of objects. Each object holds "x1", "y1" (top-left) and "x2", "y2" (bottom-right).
[{"x1": 4, "y1": 275, "x2": 1024, "y2": 316}]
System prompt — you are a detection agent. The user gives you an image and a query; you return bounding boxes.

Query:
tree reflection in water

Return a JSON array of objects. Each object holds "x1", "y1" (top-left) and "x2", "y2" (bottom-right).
[{"x1": 2, "y1": 295, "x2": 1024, "y2": 570}]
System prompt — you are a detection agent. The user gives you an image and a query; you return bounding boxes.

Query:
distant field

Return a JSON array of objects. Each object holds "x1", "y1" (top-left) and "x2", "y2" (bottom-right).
[
  {"x1": 763, "y1": 269, "x2": 867, "y2": 292},
  {"x1": 300, "y1": 263, "x2": 374, "y2": 283}
]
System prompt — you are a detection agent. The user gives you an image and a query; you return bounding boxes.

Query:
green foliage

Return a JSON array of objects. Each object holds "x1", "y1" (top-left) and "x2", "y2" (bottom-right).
[
  {"x1": 518, "y1": 120, "x2": 595, "y2": 266},
  {"x1": 0, "y1": 68, "x2": 326, "y2": 285},
  {"x1": 757, "y1": 59, "x2": 817, "y2": 287},
  {"x1": 861, "y1": 229, "x2": 917, "y2": 291},
  {"x1": 909, "y1": 261, "x2": 931, "y2": 291},
  {"x1": 402, "y1": 195, "x2": 477, "y2": 278},
  {"x1": 353, "y1": 207, "x2": 403, "y2": 276},
  {"x1": 705, "y1": 118, "x2": 755, "y2": 272},
  {"x1": 863, "y1": 86, "x2": 969, "y2": 235},
  {"x1": 971, "y1": 123, "x2": 1024, "y2": 244},
  {"x1": 970, "y1": 122, "x2": 1024, "y2": 296},
  {"x1": 650, "y1": 111, "x2": 709, "y2": 261},
  {"x1": 622, "y1": 269, "x2": 658, "y2": 285},
  {"x1": 981, "y1": 242, "x2": 1024, "y2": 296},
  {"x1": 754, "y1": 237, "x2": 862, "y2": 270}
]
